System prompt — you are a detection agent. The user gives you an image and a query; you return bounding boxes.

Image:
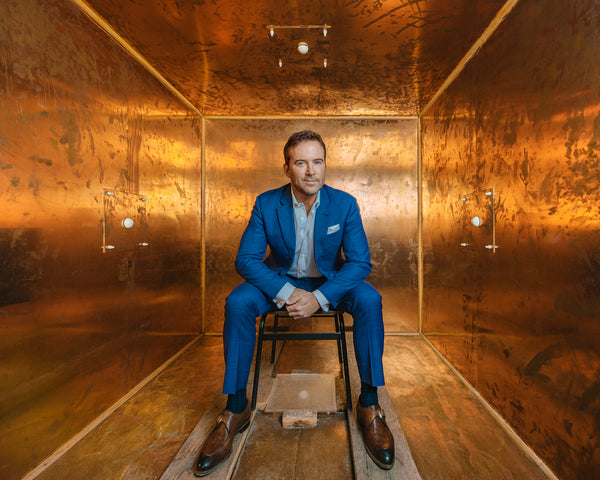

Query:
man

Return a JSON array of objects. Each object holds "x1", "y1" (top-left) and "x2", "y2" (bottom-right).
[{"x1": 195, "y1": 130, "x2": 394, "y2": 476}]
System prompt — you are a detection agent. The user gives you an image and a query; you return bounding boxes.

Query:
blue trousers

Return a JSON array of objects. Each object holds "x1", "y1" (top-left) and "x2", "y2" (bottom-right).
[{"x1": 222, "y1": 276, "x2": 385, "y2": 394}]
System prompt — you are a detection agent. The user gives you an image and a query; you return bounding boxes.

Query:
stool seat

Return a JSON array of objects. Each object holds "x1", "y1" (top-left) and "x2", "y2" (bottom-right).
[{"x1": 251, "y1": 309, "x2": 352, "y2": 412}]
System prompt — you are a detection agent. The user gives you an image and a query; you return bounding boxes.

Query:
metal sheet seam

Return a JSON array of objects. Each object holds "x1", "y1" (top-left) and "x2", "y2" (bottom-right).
[
  {"x1": 417, "y1": 116, "x2": 423, "y2": 335},
  {"x1": 68, "y1": 0, "x2": 204, "y2": 117},
  {"x1": 419, "y1": 334, "x2": 560, "y2": 480},
  {"x1": 419, "y1": 0, "x2": 520, "y2": 118},
  {"x1": 204, "y1": 116, "x2": 420, "y2": 120},
  {"x1": 201, "y1": 117, "x2": 206, "y2": 334},
  {"x1": 20, "y1": 335, "x2": 203, "y2": 480}
]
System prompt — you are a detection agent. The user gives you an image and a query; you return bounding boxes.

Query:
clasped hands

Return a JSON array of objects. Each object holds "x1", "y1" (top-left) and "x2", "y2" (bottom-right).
[{"x1": 285, "y1": 288, "x2": 320, "y2": 319}]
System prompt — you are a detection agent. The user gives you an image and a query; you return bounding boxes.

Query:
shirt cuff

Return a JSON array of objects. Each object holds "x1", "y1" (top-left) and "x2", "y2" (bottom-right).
[
  {"x1": 312, "y1": 289, "x2": 330, "y2": 312},
  {"x1": 273, "y1": 282, "x2": 296, "y2": 308}
]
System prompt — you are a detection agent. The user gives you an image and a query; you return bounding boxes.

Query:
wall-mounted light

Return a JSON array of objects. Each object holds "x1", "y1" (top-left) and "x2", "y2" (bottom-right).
[
  {"x1": 278, "y1": 58, "x2": 283, "y2": 67},
  {"x1": 270, "y1": 27, "x2": 275, "y2": 37},
  {"x1": 323, "y1": 58, "x2": 328, "y2": 68},
  {"x1": 459, "y1": 187, "x2": 497, "y2": 253},
  {"x1": 122, "y1": 217, "x2": 134, "y2": 229},
  {"x1": 323, "y1": 27, "x2": 328, "y2": 37}
]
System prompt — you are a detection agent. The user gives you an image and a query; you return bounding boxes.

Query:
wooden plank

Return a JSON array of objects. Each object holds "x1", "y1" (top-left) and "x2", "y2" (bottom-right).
[
  {"x1": 159, "y1": 395, "x2": 257, "y2": 480},
  {"x1": 346, "y1": 332, "x2": 423, "y2": 480},
  {"x1": 160, "y1": 340, "x2": 283, "y2": 480}
]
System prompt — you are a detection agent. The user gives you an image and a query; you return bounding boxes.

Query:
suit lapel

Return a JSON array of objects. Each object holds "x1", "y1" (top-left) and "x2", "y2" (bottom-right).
[
  {"x1": 277, "y1": 185, "x2": 296, "y2": 257},
  {"x1": 314, "y1": 185, "x2": 330, "y2": 249}
]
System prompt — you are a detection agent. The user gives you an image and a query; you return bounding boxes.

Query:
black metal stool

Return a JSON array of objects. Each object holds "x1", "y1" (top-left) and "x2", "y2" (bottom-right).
[{"x1": 250, "y1": 309, "x2": 352, "y2": 412}]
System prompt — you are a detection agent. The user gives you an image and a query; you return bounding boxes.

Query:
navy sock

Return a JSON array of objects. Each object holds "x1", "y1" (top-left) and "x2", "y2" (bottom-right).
[
  {"x1": 225, "y1": 387, "x2": 248, "y2": 414},
  {"x1": 359, "y1": 383, "x2": 378, "y2": 407}
]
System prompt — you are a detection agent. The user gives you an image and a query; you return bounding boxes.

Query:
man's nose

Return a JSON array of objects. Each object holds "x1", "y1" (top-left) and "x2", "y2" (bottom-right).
[{"x1": 306, "y1": 162, "x2": 314, "y2": 174}]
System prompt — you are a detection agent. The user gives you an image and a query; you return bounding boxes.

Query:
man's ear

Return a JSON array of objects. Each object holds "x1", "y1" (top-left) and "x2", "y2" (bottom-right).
[{"x1": 283, "y1": 163, "x2": 289, "y2": 177}]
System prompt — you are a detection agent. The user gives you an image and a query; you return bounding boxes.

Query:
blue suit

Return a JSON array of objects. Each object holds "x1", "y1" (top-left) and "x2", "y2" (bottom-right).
[{"x1": 223, "y1": 184, "x2": 385, "y2": 394}]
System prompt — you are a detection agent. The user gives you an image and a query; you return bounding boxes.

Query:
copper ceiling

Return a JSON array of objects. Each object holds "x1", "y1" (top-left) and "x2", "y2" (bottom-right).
[{"x1": 82, "y1": 0, "x2": 507, "y2": 116}]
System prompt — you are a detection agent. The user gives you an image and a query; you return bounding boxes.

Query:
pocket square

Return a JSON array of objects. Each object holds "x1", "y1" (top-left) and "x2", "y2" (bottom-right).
[{"x1": 327, "y1": 224, "x2": 340, "y2": 235}]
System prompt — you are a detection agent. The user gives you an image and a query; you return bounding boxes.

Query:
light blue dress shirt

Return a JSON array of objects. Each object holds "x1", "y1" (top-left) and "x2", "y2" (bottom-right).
[{"x1": 273, "y1": 190, "x2": 330, "y2": 311}]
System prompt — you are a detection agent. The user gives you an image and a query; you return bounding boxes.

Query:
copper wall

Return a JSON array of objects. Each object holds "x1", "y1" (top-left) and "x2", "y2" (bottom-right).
[
  {"x1": 421, "y1": 0, "x2": 600, "y2": 478},
  {"x1": 0, "y1": 1, "x2": 202, "y2": 479},
  {"x1": 205, "y1": 118, "x2": 418, "y2": 334}
]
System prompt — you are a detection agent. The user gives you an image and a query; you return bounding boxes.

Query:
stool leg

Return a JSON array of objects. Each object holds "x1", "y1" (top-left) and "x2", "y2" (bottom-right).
[
  {"x1": 334, "y1": 314, "x2": 343, "y2": 363},
  {"x1": 251, "y1": 313, "x2": 268, "y2": 411},
  {"x1": 271, "y1": 313, "x2": 278, "y2": 363},
  {"x1": 337, "y1": 312, "x2": 353, "y2": 412}
]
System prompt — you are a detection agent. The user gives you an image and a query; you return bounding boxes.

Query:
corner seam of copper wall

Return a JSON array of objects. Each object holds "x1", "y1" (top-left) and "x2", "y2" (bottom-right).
[
  {"x1": 68, "y1": 0, "x2": 204, "y2": 118},
  {"x1": 201, "y1": 117, "x2": 207, "y2": 334},
  {"x1": 204, "y1": 115, "x2": 419, "y2": 120},
  {"x1": 417, "y1": 116, "x2": 423, "y2": 334},
  {"x1": 418, "y1": 0, "x2": 520, "y2": 118},
  {"x1": 419, "y1": 334, "x2": 560, "y2": 480},
  {"x1": 21, "y1": 336, "x2": 203, "y2": 480}
]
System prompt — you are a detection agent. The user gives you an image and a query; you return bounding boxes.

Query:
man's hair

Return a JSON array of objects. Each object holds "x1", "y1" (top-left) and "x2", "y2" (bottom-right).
[{"x1": 283, "y1": 130, "x2": 327, "y2": 165}]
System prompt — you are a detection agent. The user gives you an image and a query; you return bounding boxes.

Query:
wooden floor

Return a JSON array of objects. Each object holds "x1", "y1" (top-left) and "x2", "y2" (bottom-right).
[{"x1": 34, "y1": 332, "x2": 552, "y2": 480}]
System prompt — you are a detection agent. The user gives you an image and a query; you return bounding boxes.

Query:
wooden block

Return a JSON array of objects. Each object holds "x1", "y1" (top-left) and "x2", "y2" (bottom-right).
[{"x1": 282, "y1": 410, "x2": 318, "y2": 428}]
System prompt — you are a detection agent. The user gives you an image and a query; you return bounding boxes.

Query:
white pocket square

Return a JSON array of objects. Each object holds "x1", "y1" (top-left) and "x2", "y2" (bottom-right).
[{"x1": 327, "y1": 224, "x2": 340, "y2": 235}]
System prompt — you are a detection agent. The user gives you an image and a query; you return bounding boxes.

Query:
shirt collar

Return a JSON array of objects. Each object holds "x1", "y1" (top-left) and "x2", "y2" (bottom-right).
[{"x1": 291, "y1": 189, "x2": 320, "y2": 210}]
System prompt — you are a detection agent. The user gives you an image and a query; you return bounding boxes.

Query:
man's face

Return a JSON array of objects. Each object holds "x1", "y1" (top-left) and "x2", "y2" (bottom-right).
[{"x1": 284, "y1": 140, "x2": 326, "y2": 202}]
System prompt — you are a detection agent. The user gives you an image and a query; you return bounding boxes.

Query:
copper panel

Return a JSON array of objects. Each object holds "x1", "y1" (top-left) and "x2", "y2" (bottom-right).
[
  {"x1": 0, "y1": 1, "x2": 202, "y2": 478},
  {"x1": 84, "y1": 0, "x2": 506, "y2": 116},
  {"x1": 422, "y1": 0, "x2": 600, "y2": 478},
  {"x1": 205, "y1": 118, "x2": 418, "y2": 333}
]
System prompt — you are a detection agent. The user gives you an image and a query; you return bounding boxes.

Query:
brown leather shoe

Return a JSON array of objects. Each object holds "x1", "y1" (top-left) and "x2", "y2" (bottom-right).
[
  {"x1": 356, "y1": 403, "x2": 395, "y2": 469},
  {"x1": 194, "y1": 404, "x2": 251, "y2": 477}
]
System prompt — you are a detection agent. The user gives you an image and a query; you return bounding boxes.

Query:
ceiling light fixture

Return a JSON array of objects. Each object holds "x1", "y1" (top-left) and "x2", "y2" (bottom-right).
[
  {"x1": 266, "y1": 24, "x2": 331, "y2": 69},
  {"x1": 266, "y1": 24, "x2": 331, "y2": 37},
  {"x1": 297, "y1": 42, "x2": 309, "y2": 55}
]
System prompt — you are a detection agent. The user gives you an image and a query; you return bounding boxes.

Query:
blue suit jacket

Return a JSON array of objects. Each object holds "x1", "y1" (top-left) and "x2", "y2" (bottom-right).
[{"x1": 235, "y1": 184, "x2": 372, "y2": 307}]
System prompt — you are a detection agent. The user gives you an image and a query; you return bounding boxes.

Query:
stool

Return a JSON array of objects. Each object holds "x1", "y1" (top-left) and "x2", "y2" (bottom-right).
[{"x1": 251, "y1": 309, "x2": 352, "y2": 412}]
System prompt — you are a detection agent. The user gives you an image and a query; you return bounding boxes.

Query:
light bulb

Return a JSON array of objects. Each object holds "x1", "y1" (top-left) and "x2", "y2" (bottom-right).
[
  {"x1": 269, "y1": 27, "x2": 274, "y2": 37},
  {"x1": 323, "y1": 58, "x2": 328, "y2": 68},
  {"x1": 278, "y1": 58, "x2": 283, "y2": 67},
  {"x1": 297, "y1": 42, "x2": 309, "y2": 54},
  {"x1": 323, "y1": 28, "x2": 328, "y2": 37}
]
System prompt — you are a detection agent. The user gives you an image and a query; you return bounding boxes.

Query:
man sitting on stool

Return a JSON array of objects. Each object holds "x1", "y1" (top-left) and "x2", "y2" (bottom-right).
[{"x1": 195, "y1": 130, "x2": 394, "y2": 476}]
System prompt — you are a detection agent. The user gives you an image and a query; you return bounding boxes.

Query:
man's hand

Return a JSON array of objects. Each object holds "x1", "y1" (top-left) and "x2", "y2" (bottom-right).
[{"x1": 285, "y1": 288, "x2": 320, "y2": 319}]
